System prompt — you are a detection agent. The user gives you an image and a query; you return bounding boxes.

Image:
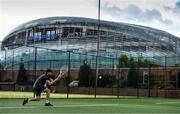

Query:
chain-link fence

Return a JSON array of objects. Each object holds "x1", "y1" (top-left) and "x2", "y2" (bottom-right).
[{"x1": 0, "y1": 43, "x2": 180, "y2": 98}]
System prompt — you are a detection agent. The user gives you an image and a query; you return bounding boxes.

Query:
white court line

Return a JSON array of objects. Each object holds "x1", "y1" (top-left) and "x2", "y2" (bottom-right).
[
  {"x1": 54, "y1": 104, "x2": 118, "y2": 107},
  {"x1": 0, "y1": 104, "x2": 118, "y2": 109},
  {"x1": 2, "y1": 113, "x2": 180, "y2": 114},
  {"x1": 156, "y1": 102, "x2": 180, "y2": 104},
  {"x1": 0, "y1": 106, "x2": 35, "y2": 109}
]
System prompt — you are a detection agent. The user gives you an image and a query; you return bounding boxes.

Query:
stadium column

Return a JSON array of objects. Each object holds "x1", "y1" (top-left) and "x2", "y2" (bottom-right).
[
  {"x1": 82, "y1": 26, "x2": 87, "y2": 37},
  {"x1": 59, "y1": 25, "x2": 63, "y2": 41},
  {"x1": 25, "y1": 29, "x2": 28, "y2": 46}
]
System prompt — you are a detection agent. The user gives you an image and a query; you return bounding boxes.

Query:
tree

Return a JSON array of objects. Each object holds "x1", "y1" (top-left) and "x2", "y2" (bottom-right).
[
  {"x1": 0, "y1": 63, "x2": 5, "y2": 81},
  {"x1": 143, "y1": 59, "x2": 151, "y2": 67},
  {"x1": 0, "y1": 63, "x2": 4, "y2": 70},
  {"x1": 173, "y1": 64, "x2": 180, "y2": 67},
  {"x1": 16, "y1": 63, "x2": 28, "y2": 85},
  {"x1": 127, "y1": 58, "x2": 138, "y2": 88},
  {"x1": 117, "y1": 54, "x2": 159, "y2": 88},
  {"x1": 118, "y1": 54, "x2": 129, "y2": 68},
  {"x1": 65, "y1": 74, "x2": 71, "y2": 87},
  {"x1": 106, "y1": 75, "x2": 117, "y2": 87},
  {"x1": 78, "y1": 60, "x2": 92, "y2": 87}
]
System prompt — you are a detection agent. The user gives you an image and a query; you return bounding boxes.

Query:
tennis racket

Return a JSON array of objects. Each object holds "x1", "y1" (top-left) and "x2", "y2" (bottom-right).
[{"x1": 57, "y1": 66, "x2": 68, "y2": 79}]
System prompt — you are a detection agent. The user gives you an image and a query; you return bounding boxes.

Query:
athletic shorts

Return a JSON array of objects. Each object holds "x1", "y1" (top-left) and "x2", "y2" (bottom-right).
[{"x1": 33, "y1": 86, "x2": 45, "y2": 96}]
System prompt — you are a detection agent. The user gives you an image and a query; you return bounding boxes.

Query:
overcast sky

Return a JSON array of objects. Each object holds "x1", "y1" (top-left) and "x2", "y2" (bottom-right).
[{"x1": 0, "y1": 0, "x2": 180, "y2": 42}]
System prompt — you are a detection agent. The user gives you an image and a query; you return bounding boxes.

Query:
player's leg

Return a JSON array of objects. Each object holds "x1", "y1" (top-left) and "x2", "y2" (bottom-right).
[
  {"x1": 44, "y1": 88, "x2": 53, "y2": 106},
  {"x1": 28, "y1": 95, "x2": 41, "y2": 101},
  {"x1": 22, "y1": 89, "x2": 41, "y2": 106}
]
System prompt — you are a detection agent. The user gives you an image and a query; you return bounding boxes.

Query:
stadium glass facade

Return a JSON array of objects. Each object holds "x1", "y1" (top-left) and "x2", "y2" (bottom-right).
[{"x1": 0, "y1": 17, "x2": 180, "y2": 70}]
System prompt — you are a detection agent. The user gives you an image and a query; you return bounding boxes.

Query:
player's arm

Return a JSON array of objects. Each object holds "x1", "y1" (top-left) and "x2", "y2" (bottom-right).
[
  {"x1": 46, "y1": 77, "x2": 59, "y2": 86},
  {"x1": 49, "y1": 78, "x2": 54, "y2": 82},
  {"x1": 46, "y1": 73, "x2": 65, "y2": 86},
  {"x1": 46, "y1": 78, "x2": 54, "y2": 86}
]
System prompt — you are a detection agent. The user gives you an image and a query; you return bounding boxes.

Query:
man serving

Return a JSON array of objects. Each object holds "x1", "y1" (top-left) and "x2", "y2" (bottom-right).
[{"x1": 22, "y1": 69, "x2": 66, "y2": 106}]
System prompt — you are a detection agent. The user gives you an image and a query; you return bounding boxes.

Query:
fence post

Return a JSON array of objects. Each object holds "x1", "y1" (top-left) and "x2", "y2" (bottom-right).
[
  {"x1": 33, "y1": 47, "x2": 37, "y2": 97},
  {"x1": 117, "y1": 68, "x2": 120, "y2": 98},
  {"x1": 94, "y1": 0, "x2": 101, "y2": 99},
  {"x1": 67, "y1": 51, "x2": 71, "y2": 99},
  {"x1": 137, "y1": 56, "x2": 141, "y2": 98},
  {"x1": 175, "y1": 69, "x2": 178, "y2": 98},
  {"x1": 148, "y1": 65, "x2": 151, "y2": 97},
  {"x1": 164, "y1": 56, "x2": 167, "y2": 98},
  {"x1": 137, "y1": 68, "x2": 139, "y2": 98}
]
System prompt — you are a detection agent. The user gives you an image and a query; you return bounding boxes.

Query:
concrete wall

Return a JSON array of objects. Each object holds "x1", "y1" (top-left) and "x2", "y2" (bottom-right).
[{"x1": 0, "y1": 67, "x2": 180, "y2": 82}]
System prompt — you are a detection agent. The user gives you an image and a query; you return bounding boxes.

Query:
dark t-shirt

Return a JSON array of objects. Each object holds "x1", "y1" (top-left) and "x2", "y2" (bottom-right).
[{"x1": 33, "y1": 74, "x2": 50, "y2": 89}]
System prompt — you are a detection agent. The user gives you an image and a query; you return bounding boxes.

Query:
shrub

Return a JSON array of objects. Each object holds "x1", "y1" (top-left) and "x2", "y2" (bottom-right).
[
  {"x1": 0, "y1": 63, "x2": 4, "y2": 70},
  {"x1": 16, "y1": 63, "x2": 28, "y2": 85},
  {"x1": 78, "y1": 60, "x2": 93, "y2": 87}
]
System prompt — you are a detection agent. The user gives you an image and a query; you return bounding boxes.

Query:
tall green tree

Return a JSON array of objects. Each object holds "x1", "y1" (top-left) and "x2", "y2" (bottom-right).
[
  {"x1": 0, "y1": 63, "x2": 5, "y2": 81},
  {"x1": 16, "y1": 63, "x2": 28, "y2": 85},
  {"x1": 127, "y1": 58, "x2": 138, "y2": 88},
  {"x1": 78, "y1": 60, "x2": 92, "y2": 87},
  {"x1": 0, "y1": 63, "x2": 4, "y2": 69},
  {"x1": 119, "y1": 54, "x2": 129, "y2": 68}
]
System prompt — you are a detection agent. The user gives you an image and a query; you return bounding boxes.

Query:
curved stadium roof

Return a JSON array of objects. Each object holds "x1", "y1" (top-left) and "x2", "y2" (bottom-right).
[{"x1": 5, "y1": 16, "x2": 179, "y2": 40}]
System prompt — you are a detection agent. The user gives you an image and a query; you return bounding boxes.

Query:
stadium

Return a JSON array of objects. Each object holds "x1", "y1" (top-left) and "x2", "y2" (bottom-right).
[{"x1": 1, "y1": 16, "x2": 180, "y2": 70}]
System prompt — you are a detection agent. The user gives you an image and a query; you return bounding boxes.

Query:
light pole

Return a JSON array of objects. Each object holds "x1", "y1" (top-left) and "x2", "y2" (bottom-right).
[{"x1": 95, "y1": 0, "x2": 101, "y2": 98}]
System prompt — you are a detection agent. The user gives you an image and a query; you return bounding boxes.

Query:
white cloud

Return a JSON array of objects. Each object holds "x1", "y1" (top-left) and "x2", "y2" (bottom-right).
[{"x1": 101, "y1": 0, "x2": 180, "y2": 37}]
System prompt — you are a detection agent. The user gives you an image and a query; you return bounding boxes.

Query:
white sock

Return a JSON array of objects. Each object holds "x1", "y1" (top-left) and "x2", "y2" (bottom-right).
[
  {"x1": 46, "y1": 100, "x2": 50, "y2": 103},
  {"x1": 28, "y1": 98, "x2": 31, "y2": 101}
]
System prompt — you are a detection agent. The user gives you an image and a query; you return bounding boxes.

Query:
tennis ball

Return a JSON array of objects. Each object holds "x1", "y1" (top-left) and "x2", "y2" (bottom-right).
[{"x1": 99, "y1": 76, "x2": 102, "y2": 79}]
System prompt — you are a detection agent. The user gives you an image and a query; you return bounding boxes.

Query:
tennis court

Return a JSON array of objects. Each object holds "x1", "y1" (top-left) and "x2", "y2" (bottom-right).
[{"x1": 0, "y1": 91, "x2": 180, "y2": 113}]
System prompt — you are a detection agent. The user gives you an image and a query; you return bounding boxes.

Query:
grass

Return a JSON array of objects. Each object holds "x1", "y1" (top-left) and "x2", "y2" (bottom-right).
[{"x1": 0, "y1": 91, "x2": 180, "y2": 113}]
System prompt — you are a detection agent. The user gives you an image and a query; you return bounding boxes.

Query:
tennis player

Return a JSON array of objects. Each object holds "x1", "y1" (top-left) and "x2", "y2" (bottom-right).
[{"x1": 22, "y1": 69, "x2": 66, "y2": 106}]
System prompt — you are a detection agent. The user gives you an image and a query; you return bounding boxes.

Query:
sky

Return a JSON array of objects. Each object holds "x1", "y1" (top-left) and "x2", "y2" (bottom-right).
[{"x1": 0, "y1": 0, "x2": 180, "y2": 42}]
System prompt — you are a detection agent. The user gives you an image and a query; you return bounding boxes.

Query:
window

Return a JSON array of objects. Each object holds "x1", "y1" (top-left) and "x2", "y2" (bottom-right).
[
  {"x1": 86, "y1": 29, "x2": 97, "y2": 36},
  {"x1": 62, "y1": 27, "x2": 82, "y2": 38}
]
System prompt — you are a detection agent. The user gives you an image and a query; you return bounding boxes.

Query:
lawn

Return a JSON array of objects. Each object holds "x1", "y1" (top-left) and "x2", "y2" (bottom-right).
[{"x1": 0, "y1": 91, "x2": 180, "y2": 113}]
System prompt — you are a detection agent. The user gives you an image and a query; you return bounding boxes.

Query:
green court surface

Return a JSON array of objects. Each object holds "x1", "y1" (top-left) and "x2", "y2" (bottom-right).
[{"x1": 0, "y1": 91, "x2": 180, "y2": 113}]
